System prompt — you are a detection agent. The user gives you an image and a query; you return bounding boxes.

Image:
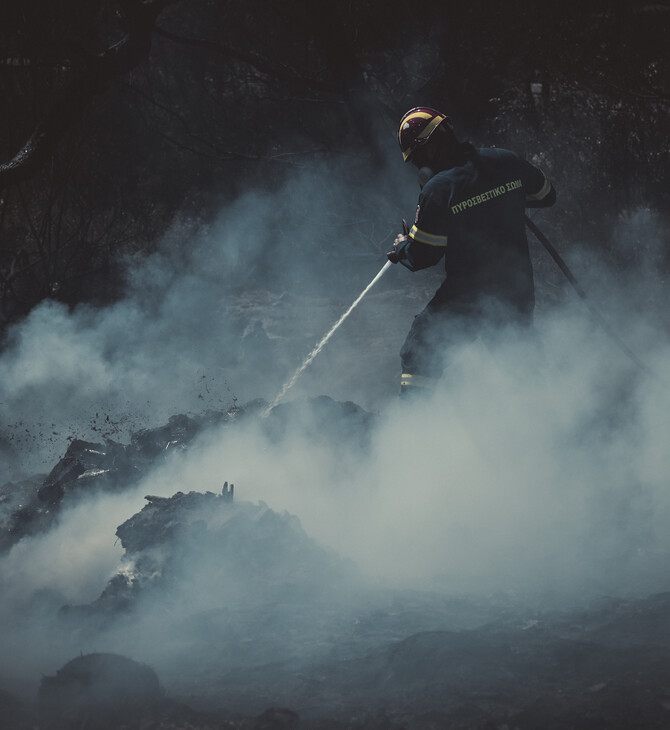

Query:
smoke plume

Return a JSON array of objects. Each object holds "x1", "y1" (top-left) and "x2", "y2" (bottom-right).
[{"x1": 0, "y1": 153, "x2": 669, "y2": 704}]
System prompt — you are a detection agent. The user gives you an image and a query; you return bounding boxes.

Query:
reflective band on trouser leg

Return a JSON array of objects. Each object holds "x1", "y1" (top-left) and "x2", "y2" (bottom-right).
[{"x1": 400, "y1": 373, "x2": 435, "y2": 389}]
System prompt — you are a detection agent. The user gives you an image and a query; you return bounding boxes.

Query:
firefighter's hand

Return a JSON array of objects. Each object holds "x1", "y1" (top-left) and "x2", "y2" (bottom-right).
[
  {"x1": 387, "y1": 234, "x2": 407, "y2": 264},
  {"x1": 387, "y1": 219, "x2": 410, "y2": 263}
]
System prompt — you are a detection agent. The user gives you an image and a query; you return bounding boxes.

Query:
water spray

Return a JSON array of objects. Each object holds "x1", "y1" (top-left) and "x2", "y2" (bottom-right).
[
  {"x1": 262, "y1": 212, "x2": 651, "y2": 419},
  {"x1": 263, "y1": 259, "x2": 393, "y2": 416}
]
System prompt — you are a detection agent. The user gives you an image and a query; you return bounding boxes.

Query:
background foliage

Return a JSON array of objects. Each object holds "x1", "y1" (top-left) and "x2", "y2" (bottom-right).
[{"x1": 1, "y1": 0, "x2": 668, "y2": 328}]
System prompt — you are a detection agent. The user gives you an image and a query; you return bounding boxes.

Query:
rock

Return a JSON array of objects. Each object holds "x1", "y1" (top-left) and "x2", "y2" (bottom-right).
[
  {"x1": 0, "y1": 412, "x2": 208, "y2": 552},
  {"x1": 263, "y1": 395, "x2": 375, "y2": 450},
  {"x1": 0, "y1": 437, "x2": 138, "y2": 552},
  {"x1": 254, "y1": 706, "x2": 300, "y2": 729},
  {"x1": 0, "y1": 398, "x2": 372, "y2": 553},
  {"x1": 38, "y1": 652, "x2": 162, "y2": 729},
  {"x1": 68, "y1": 489, "x2": 359, "y2": 618},
  {"x1": 130, "y1": 413, "x2": 201, "y2": 459},
  {"x1": 38, "y1": 438, "x2": 135, "y2": 506}
]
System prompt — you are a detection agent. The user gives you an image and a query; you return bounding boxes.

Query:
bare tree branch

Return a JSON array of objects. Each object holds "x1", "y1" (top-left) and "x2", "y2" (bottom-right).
[
  {"x1": 152, "y1": 25, "x2": 339, "y2": 93},
  {"x1": 123, "y1": 81, "x2": 329, "y2": 165},
  {"x1": 120, "y1": 80, "x2": 230, "y2": 155},
  {"x1": 0, "y1": 0, "x2": 176, "y2": 188}
]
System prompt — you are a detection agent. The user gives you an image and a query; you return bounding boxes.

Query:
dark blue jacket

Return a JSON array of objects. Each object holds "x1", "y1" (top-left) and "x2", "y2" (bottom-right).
[{"x1": 396, "y1": 146, "x2": 555, "y2": 314}]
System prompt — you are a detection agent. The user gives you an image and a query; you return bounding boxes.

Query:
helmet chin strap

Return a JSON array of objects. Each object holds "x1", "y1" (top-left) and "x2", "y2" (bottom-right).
[{"x1": 418, "y1": 166, "x2": 435, "y2": 189}]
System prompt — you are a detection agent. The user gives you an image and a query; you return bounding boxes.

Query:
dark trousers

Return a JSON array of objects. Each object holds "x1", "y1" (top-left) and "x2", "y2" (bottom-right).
[{"x1": 400, "y1": 294, "x2": 534, "y2": 379}]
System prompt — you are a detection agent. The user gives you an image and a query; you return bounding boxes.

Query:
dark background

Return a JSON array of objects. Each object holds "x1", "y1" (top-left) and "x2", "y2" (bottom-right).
[{"x1": 1, "y1": 0, "x2": 669, "y2": 329}]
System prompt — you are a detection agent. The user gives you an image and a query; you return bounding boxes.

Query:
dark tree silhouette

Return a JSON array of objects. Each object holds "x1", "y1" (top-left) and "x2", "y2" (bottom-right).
[
  {"x1": 0, "y1": 0, "x2": 175, "y2": 187},
  {"x1": 0, "y1": 1, "x2": 669, "y2": 327}
]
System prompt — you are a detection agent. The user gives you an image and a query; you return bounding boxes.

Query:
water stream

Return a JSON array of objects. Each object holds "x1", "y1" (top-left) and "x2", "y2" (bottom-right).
[{"x1": 262, "y1": 260, "x2": 392, "y2": 415}]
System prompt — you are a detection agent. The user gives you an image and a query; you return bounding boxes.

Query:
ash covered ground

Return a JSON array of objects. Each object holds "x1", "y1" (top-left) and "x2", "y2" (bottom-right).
[
  {"x1": 1, "y1": 391, "x2": 670, "y2": 730},
  {"x1": 1, "y1": 166, "x2": 670, "y2": 729}
]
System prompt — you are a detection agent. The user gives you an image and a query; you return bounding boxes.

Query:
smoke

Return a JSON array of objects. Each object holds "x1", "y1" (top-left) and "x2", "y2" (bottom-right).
[
  {"x1": 0, "y1": 152, "x2": 669, "y2": 702},
  {"x1": 0, "y1": 495, "x2": 128, "y2": 618},
  {"x1": 0, "y1": 155, "x2": 425, "y2": 478},
  {"x1": 176, "y1": 310, "x2": 670, "y2": 604}
]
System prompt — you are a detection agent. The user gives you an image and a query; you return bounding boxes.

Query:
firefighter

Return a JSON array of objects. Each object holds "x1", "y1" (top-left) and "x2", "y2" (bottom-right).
[{"x1": 388, "y1": 107, "x2": 556, "y2": 396}]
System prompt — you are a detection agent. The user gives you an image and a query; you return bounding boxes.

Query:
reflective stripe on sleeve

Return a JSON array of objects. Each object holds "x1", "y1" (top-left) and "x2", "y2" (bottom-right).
[
  {"x1": 527, "y1": 177, "x2": 552, "y2": 201},
  {"x1": 409, "y1": 225, "x2": 448, "y2": 247}
]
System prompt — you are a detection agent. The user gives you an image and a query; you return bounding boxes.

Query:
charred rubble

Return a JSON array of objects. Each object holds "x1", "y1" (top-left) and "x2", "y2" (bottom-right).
[
  {"x1": 0, "y1": 396, "x2": 375, "y2": 554},
  {"x1": 53, "y1": 478, "x2": 670, "y2": 728},
  {"x1": 5, "y1": 397, "x2": 670, "y2": 727},
  {"x1": 62, "y1": 483, "x2": 360, "y2": 623},
  {"x1": 0, "y1": 413, "x2": 203, "y2": 553}
]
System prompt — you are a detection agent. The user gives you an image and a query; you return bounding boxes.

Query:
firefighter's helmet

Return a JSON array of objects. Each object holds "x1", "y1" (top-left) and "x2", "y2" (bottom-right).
[{"x1": 397, "y1": 107, "x2": 453, "y2": 162}]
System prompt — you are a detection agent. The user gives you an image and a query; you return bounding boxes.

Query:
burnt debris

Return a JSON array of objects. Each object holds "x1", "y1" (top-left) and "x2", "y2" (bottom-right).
[
  {"x1": 130, "y1": 413, "x2": 200, "y2": 460},
  {"x1": 0, "y1": 397, "x2": 375, "y2": 554},
  {"x1": 222, "y1": 480, "x2": 235, "y2": 501},
  {"x1": 0, "y1": 411, "x2": 230, "y2": 553},
  {"x1": 64, "y1": 486, "x2": 359, "y2": 620},
  {"x1": 2, "y1": 395, "x2": 670, "y2": 727}
]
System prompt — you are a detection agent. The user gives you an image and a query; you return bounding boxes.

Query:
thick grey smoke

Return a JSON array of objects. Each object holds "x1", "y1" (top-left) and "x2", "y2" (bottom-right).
[
  {"x1": 1, "y1": 153, "x2": 669, "y2": 703},
  {"x1": 183, "y1": 310, "x2": 670, "y2": 601},
  {"x1": 0, "y1": 155, "x2": 427, "y2": 479}
]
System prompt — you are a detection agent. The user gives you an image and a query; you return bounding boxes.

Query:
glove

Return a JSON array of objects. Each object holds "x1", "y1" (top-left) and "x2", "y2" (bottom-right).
[{"x1": 387, "y1": 219, "x2": 410, "y2": 264}]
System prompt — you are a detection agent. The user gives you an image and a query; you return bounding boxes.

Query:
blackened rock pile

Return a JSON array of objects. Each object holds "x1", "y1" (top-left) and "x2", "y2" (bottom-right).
[
  {"x1": 0, "y1": 397, "x2": 375, "y2": 554},
  {"x1": 37, "y1": 438, "x2": 138, "y2": 506},
  {"x1": 0, "y1": 414, "x2": 203, "y2": 552},
  {"x1": 69, "y1": 487, "x2": 359, "y2": 619},
  {"x1": 130, "y1": 413, "x2": 201, "y2": 459},
  {"x1": 263, "y1": 395, "x2": 375, "y2": 452}
]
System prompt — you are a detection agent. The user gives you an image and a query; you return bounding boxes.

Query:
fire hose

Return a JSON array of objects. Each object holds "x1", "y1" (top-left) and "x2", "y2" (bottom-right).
[
  {"x1": 264, "y1": 215, "x2": 653, "y2": 414},
  {"x1": 524, "y1": 215, "x2": 653, "y2": 376}
]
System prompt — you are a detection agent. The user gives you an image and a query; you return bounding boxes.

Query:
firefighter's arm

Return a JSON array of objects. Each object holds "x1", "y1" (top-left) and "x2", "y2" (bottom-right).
[
  {"x1": 394, "y1": 226, "x2": 446, "y2": 271},
  {"x1": 388, "y1": 192, "x2": 447, "y2": 270},
  {"x1": 518, "y1": 158, "x2": 556, "y2": 208}
]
